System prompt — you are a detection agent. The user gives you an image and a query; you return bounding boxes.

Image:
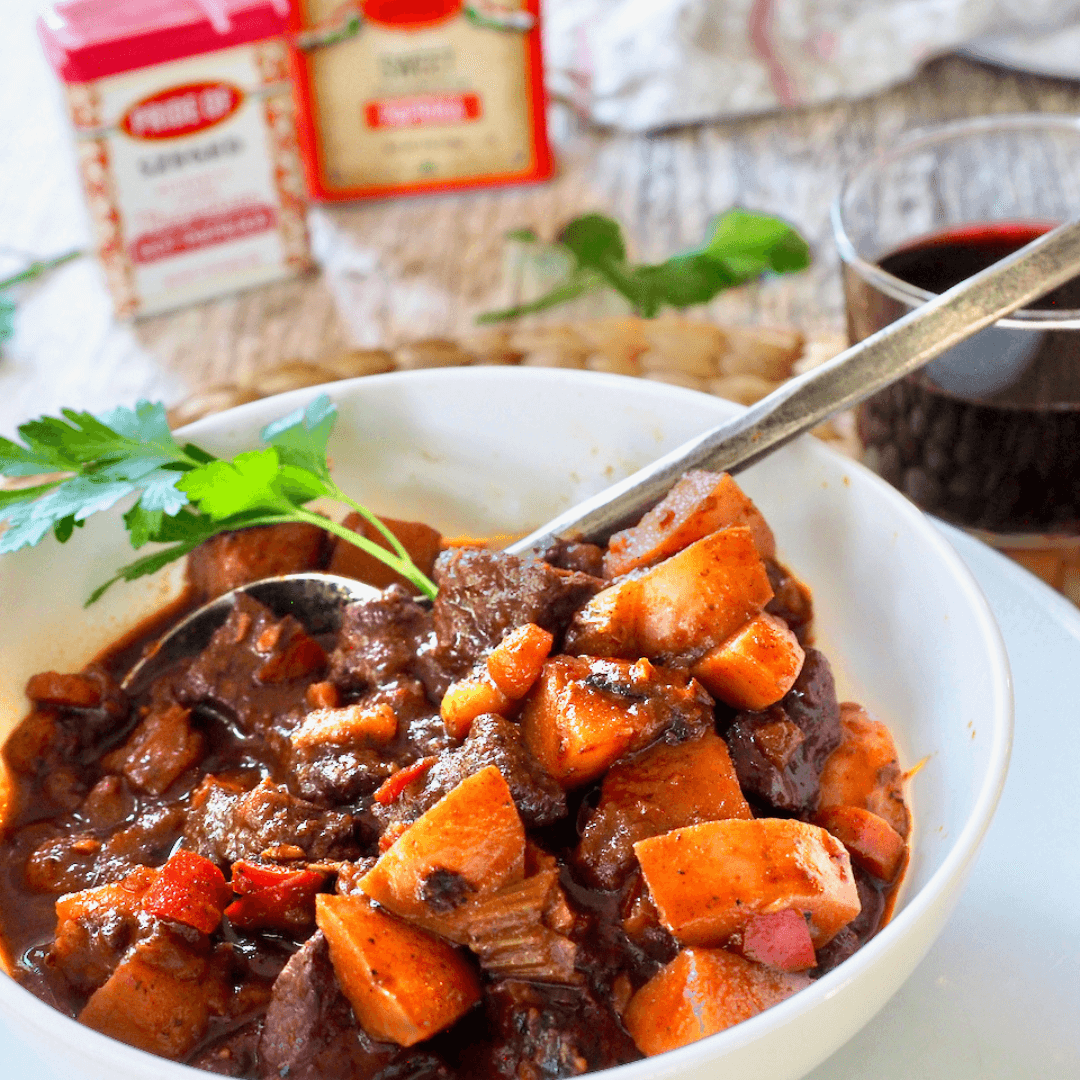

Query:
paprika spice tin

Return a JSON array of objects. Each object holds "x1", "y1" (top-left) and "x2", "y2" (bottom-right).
[
  {"x1": 289, "y1": 0, "x2": 552, "y2": 201},
  {"x1": 39, "y1": 0, "x2": 313, "y2": 318}
]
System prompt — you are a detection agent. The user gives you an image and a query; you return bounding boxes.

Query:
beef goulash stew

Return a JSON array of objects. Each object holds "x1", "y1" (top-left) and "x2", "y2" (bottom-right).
[{"x1": 0, "y1": 470, "x2": 911, "y2": 1078}]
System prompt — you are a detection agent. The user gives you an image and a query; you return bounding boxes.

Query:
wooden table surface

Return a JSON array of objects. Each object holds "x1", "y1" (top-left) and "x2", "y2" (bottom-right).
[{"x1": 4, "y1": 0, "x2": 1080, "y2": 438}]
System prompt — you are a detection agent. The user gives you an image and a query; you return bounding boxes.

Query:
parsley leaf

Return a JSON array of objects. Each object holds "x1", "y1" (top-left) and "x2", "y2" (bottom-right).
[
  {"x1": 262, "y1": 395, "x2": 336, "y2": 482},
  {"x1": 478, "y1": 208, "x2": 810, "y2": 323},
  {"x1": 0, "y1": 295, "x2": 15, "y2": 345},
  {"x1": 0, "y1": 394, "x2": 438, "y2": 603},
  {"x1": 177, "y1": 449, "x2": 286, "y2": 520}
]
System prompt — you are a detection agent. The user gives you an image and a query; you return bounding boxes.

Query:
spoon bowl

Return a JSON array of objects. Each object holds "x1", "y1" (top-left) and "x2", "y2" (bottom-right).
[{"x1": 120, "y1": 573, "x2": 381, "y2": 692}]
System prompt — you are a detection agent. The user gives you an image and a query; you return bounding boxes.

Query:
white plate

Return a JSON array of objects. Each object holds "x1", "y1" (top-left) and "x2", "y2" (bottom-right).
[
  {"x1": 809, "y1": 525, "x2": 1080, "y2": 1079},
  {"x1": 0, "y1": 522, "x2": 1070, "y2": 1079}
]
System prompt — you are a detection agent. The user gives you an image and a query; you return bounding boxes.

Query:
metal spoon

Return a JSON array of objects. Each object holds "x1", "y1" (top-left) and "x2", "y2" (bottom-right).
[
  {"x1": 121, "y1": 573, "x2": 380, "y2": 691},
  {"x1": 124, "y1": 217, "x2": 1080, "y2": 689}
]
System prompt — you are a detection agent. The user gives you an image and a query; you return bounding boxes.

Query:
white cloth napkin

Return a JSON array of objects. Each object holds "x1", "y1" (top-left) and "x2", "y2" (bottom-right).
[{"x1": 543, "y1": 0, "x2": 1080, "y2": 131}]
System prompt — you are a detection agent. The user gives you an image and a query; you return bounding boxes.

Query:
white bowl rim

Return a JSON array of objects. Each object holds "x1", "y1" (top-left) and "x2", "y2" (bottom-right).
[{"x1": 0, "y1": 366, "x2": 1015, "y2": 1079}]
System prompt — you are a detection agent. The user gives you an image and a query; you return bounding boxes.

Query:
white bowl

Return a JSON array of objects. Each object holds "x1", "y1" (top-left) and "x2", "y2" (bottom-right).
[{"x1": 0, "y1": 367, "x2": 1013, "y2": 1080}]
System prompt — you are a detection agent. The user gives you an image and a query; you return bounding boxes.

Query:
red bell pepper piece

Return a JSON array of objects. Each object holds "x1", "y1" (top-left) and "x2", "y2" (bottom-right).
[
  {"x1": 225, "y1": 860, "x2": 326, "y2": 933},
  {"x1": 142, "y1": 850, "x2": 232, "y2": 934},
  {"x1": 372, "y1": 756, "x2": 436, "y2": 805}
]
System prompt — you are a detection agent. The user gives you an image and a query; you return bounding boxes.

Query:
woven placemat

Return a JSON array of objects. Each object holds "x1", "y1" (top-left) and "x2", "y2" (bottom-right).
[{"x1": 166, "y1": 315, "x2": 858, "y2": 458}]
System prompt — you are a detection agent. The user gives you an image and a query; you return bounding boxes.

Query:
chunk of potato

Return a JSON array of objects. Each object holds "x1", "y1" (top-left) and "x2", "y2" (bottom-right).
[
  {"x1": 360, "y1": 765, "x2": 525, "y2": 928},
  {"x1": 440, "y1": 624, "x2": 554, "y2": 740},
  {"x1": 316, "y1": 893, "x2": 481, "y2": 1046},
  {"x1": 485, "y1": 623, "x2": 554, "y2": 699},
  {"x1": 691, "y1": 613, "x2": 805, "y2": 710},
  {"x1": 576, "y1": 731, "x2": 751, "y2": 888},
  {"x1": 291, "y1": 702, "x2": 398, "y2": 750},
  {"x1": 818, "y1": 702, "x2": 910, "y2": 838},
  {"x1": 635, "y1": 817, "x2": 860, "y2": 948},
  {"x1": 520, "y1": 656, "x2": 713, "y2": 788},
  {"x1": 441, "y1": 672, "x2": 511, "y2": 740},
  {"x1": 604, "y1": 471, "x2": 776, "y2": 577},
  {"x1": 814, "y1": 805, "x2": 907, "y2": 883},
  {"x1": 623, "y1": 947, "x2": 810, "y2": 1055},
  {"x1": 79, "y1": 946, "x2": 224, "y2": 1059},
  {"x1": 566, "y1": 527, "x2": 773, "y2": 661}
]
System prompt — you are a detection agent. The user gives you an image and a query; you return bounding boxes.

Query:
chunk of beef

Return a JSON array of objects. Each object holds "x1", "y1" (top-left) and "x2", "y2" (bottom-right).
[
  {"x1": 25, "y1": 804, "x2": 185, "y2": 894},
  {"x1": 328, "y1": 513, "x2": 443, "y2": 594},
  {"x1": 259, "y1": 931, "x2": 404, "y2": 1080},
  {"x1": 189, "y1": 1019, "x2": 263, "y2": 1077},
  {"x1": 101, "y1": 701, "x2": 204, "y2": 796},
  {"x1": 183, "y1": 777, "x2": 357, "y2": 864},
  {"x1": 50, "y1": 865, "x2": 157, "y2": 994},
  {"x1": 289, "y1": 678, "x2": 433, "y2": 804},
  {"x1": 764, "y1": 557, "x2": 814, "y2": 645},
  {"x1": 328, "y1": 589, "x2": 436, "y2": 691},
  {"x1": 373, "y1": 714, "x2": 566, "y2": 833},
  {"x1": 482, "y1": 980, "x2": 640, "y2": 1080},
  {"x1": 178, "y1": 594, "x2": 324, "y2": 737},
  {"x1": 187, "y1": 523, "x2": 330, "y2": 602},
  {"x1": 722, "y1": 649, "x2": 841, "y2": 815},
  {"x1": 77, "y1": 775, "x2": 135, "y2": 831},
  {"x1": 814, "y1": 865, "x2": 887, "y2": 974},
  {"x1": 432, "y1": 548, "x2": 603, "y2": 676},
  {"x1": 535, "y1": 539, "x2": 605, "y2": 579},
  {"x1": 7, "y1": 667, "x2": 129, "y2": 780},
  {"x1": 292, "y1": 747, "x2": 396, "y2": 806}
]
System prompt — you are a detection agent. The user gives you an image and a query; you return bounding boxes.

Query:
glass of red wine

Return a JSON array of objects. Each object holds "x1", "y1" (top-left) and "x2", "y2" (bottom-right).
[{"x1": 833, "y1": 114, "x2": 1080, "y2": 590}]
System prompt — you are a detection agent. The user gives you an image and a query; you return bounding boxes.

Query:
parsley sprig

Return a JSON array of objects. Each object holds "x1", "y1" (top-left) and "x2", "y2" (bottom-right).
[
  {"x1": 0, "y1": 395, "x2": 437, "y2": 604},
  {"x1": 478, "y1": 209, "x2": 810, "y2": 323}
]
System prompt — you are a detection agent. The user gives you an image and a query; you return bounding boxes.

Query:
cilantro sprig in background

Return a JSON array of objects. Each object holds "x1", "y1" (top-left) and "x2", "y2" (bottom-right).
[
  {"x1": 478, "y1": 208, "x2": 810, "y2": 323},
  {"x1": 0, "y1": 395, "x2": 436, "y2": 604}
]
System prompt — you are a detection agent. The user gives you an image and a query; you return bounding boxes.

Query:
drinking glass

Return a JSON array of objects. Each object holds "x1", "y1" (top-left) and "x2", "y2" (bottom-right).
[{"x1": 833, "y1": 114, "x2": 1080, "y2": 597}]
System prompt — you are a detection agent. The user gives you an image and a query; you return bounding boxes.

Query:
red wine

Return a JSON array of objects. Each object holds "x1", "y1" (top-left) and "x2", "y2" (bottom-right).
[{"x1": 849, "y1": 222, "x2": 1080, "y2": 536}]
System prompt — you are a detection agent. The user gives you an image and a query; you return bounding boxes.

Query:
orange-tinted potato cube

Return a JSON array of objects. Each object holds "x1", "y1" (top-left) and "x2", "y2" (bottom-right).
[
  {"x1": 623, "y1": 947, "x2": 810, "y2": 1056},
  {"x1": 520, "y1": 656, "x2": 713, "y2": 788},
  {"x1": 359, "y1": 765, "x2": 526, "y2": 930},
  {"x1": 818, "y1": 703, "x2": 910, "y2": 838},
  {"x1": 635, "y1": 817, "x2": 860, "y2": 948},
  {"x1": 814, "y1": 804, "x2": 907, "y2": 883},
  {"x1": 576, "y1": 731, "x2": 751, "y2": 888},
  {"x1": 691, "y1": 613, "x2": 805, "y2": 711},
  {"x1": 566, "y1": 527, "x2": 773, "y2": 661},
  {"x1": 316, "y1": 893, "x2": 481, "y2": 1046},
  {"x1": 604, "y1": 471, "x2": 776, "y2": 577}
]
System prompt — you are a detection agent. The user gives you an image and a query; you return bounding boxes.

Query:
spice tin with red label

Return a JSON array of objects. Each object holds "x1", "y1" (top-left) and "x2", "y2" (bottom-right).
[
  {"x1": 39, "y1": 0, "x2": 313, "y2": 318},
  {"x1": 289, "y1": 0, "x2": 552, "y2": 201}
]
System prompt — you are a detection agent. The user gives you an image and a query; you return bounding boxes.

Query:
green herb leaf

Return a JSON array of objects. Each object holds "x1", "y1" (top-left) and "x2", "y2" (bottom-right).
[
  {"x1": 558, "y1": 214, "x2": 627, "y2": 268},
  {"x1": 86, "y1": 540, "x2": 204, "y2": 606},
  {"x1": 177, "y1": 449, "x2": 285, "y2": 520},
  {"x1": 703, "y1": 207, "x2": 811, "y2": 276},
  {"x1": 0, "y1": 394, "x2": 438, "y2": 603},
  {"x1": 0, "y1": 295, "x2": 16, "y2": 345},
  {"x1": 262, "y1": 395, "x2": 336, "y2": 481},
  {"x1": 478, "y1": 208, "x2": 810, "y2": 323},
  {"x1": 0, "y1": 477, "x2": 136, "y2": 554}
]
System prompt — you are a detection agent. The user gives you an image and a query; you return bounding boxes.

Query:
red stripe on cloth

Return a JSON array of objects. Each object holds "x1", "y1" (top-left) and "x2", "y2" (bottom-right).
[{"x1": 748, "y1": 0, "x2": 798, "y2": 108}]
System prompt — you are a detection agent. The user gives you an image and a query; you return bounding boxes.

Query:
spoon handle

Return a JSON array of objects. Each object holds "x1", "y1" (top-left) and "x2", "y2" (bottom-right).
[{"x1": 508, "y1": 217, "x2": 1080, "y2": 554}]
